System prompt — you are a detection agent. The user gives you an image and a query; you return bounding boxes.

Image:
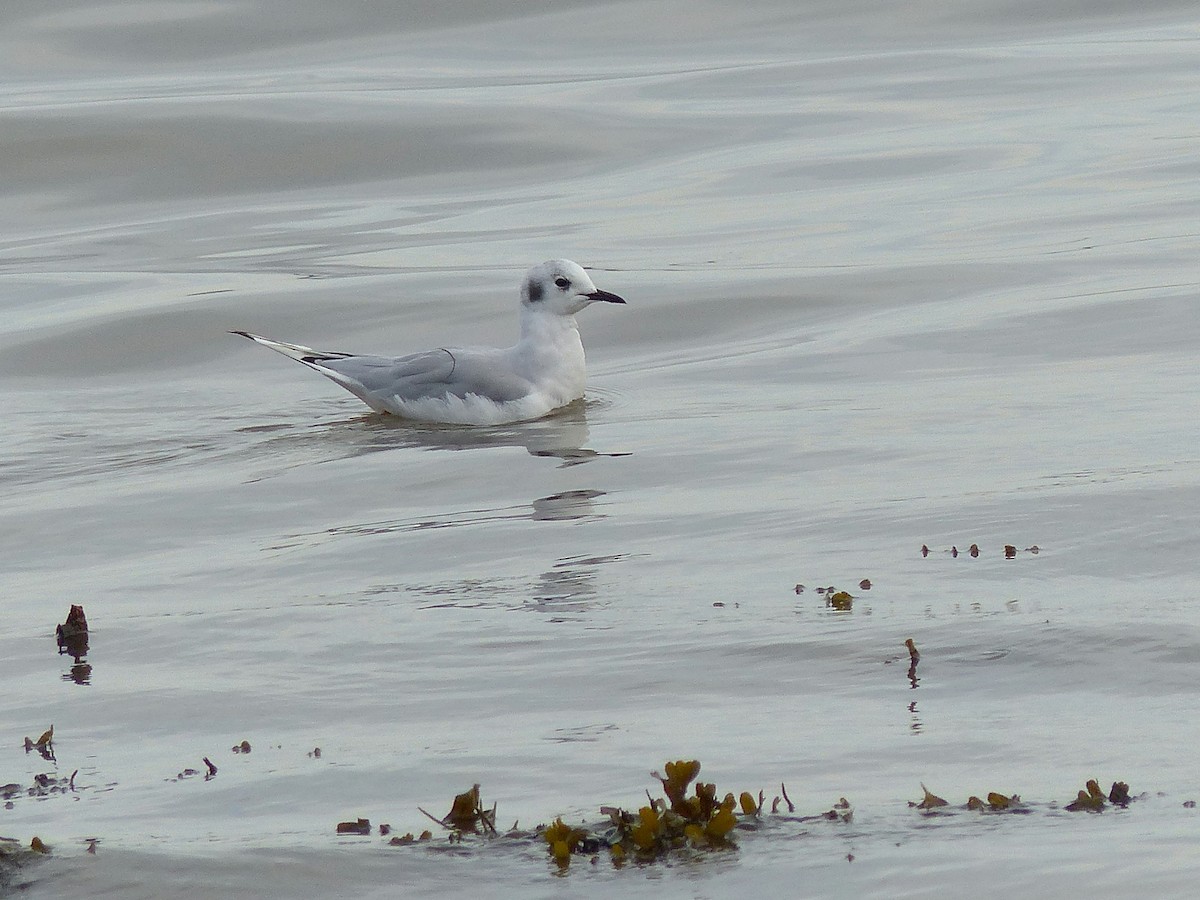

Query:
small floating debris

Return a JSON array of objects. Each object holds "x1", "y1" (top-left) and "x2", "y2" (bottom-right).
[
  {"x1": 1109, "y1": 781, "x2": 1131, "y2": 806},
  {"x1": 827, "y1": 591, "x2": 853, "y2": 611},
  {"x1": 419, "y1": 784, "x2": 496, "y2": 835},
  {"x1": 905, "y1": 639, "x2": 920, "y2": 663},
  {"x1": 1065, "y1": 779, "x2": 1131, "y2": 812},
  {"x1": 336, "y1": 818, "x2": 371, "y2": 835},
  {"x1": 170, "y1": 757, "x2": 218, "y2": 782},
  {"x1": 794, "y1": 580, "x2": 873, "y2": 607},
  {"x1": 1066, "y1": 780, "x2": 1107, "y2": 812},
  {"x1": 919, "y1": 542, "x2": 1042, "y2": 558},
  {"x1": 56, "y1": 605, "x2": 89, "y2": 659},
  {"x1": 388, "y1": 831, "x2": 432, "y2": 845},
  {"x1": 910, "y1": 779, "x2": 1130, "y2": 815},
  {"x1": 965, "y1": 793, "x2": 1023, "y2": 811},
  {"x1": 824, "y1": 798, "x2": 853, "y2": 822},
  {"x1": 543, "y1": 818, "x2": 589, "y2": 865},
  {"x1": 913, "y1": 783, "x2": 948, "y2": 810},
  {"x1": 780, "y1": 782, "x2": 795, "y2": 813},
  {"x1": 23, "y1": 726, "x2": 55, "y2": 762}
]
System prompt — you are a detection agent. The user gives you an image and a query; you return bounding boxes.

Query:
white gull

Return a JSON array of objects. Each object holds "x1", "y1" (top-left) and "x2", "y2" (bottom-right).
[{"x1": 233, "y1": 259, "x2": 626, "y2": 425}]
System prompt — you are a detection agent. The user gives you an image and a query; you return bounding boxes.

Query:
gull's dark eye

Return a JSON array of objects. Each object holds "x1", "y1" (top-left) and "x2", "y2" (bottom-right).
[{"x1": 554, "y1": 277, "x2": 570, "y2": 290}]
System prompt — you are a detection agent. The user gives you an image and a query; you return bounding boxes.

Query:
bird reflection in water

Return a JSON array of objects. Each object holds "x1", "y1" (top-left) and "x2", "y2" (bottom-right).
[{"x1": 243, "y1": 398, "x2": 628, "y2": 472}]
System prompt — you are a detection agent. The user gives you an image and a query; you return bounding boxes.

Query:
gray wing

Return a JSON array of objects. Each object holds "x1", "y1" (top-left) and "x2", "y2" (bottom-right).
[{"x1": 322, "y1": 347, "x2": 532, "y2": 403}]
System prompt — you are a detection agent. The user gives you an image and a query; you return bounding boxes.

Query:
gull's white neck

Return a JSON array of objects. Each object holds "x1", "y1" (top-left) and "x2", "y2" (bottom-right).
[{"x1": 513, "y1": 306, "x2": 586, "y2": 387}]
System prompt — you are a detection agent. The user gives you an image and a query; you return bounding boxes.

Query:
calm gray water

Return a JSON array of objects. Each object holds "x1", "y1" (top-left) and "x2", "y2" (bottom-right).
[{"x1": 3, "y1": 1, "x2": 1200, "y2": 897}]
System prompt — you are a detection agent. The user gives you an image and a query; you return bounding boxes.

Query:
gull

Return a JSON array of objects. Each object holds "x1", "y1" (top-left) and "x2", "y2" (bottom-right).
[{"x1": 233, "y1": 259, "x2": 626, "y2": 425}]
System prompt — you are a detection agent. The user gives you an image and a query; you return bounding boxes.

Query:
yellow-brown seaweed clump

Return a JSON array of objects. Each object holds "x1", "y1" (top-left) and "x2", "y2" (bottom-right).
[{"x1": 585, "y1": 759, "x2": 749, "y2": 866}]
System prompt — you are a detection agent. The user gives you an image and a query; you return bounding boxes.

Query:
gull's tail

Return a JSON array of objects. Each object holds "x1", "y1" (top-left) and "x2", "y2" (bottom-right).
[
  {"x1": 231, "y1": 330, "x2": 385, "y2": 410},
  {"x1": 230, "y1": 331, "x2": 355, "y2": 367}
]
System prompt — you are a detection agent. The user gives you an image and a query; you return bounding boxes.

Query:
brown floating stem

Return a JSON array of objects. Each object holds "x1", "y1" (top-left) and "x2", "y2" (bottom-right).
[
  {"x1": 417, "y1": 806, "x2": 448, "y2": 829},
  {"x1": 780, "y1": 782, "x2": 795, "y2": 813}
]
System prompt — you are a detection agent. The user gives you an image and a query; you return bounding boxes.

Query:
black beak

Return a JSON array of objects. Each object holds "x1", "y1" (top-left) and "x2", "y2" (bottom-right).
[{"x1": 586, "y1": 289, "x2": 626, "y2": 305}]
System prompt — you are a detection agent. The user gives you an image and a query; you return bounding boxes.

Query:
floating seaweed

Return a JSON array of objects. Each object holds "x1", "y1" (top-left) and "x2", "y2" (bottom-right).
[
  {"x1": 905, "y1": 639, "x2": 920, "y2": 685},
  {"x1": 549, "y1": 760, "x2": 836, "y2": 868},
  {"x1": 23, "y1": 727, "x2": 55, "y2": 763},
  {"x1": 418, "y1": 784, "x2": 497, "y2": 836},
  {"x1": 1065, "y1": 779, "x2": 1130, "y2": 812},
  {"x1": 914, "y1": 780, "x2": 1130, "y2": 815},
  {"x1": 401, "y1": 760, "x2": 845, "y2": 870},
  {"x1": 919, "y1": 543, "x2": 1041, "y2": 559},
  {"x1": 170, "y1": 757, "x2": 218, "y2": 782},
  {"x1": 966, "y1": 793, "x2": 1022, "y2": 811},
  {"x1": 388, "y1": 831, "x2": 433, "y2": 846},
  {"x1": 793, "y1": 579, "x2": 879, "y2": 613},
  {"x1": 826, "y1": 591, "x2": 853, "y2": 611},
  {"x1": 905, "y1": 639, "x2": 920, "y2": 663},
  {"x1": 543, "y1": 818, "x2": 589, "y2": 865},
  {"x1": 56, "y1": 606, "x2": 89, "y2": 659},
  {"x1": 913, "y1": 783, "x2": 948, "y2": 810},
  {"x1": 1109, "y1": 782, "x2": 1131, "y2": 806}
]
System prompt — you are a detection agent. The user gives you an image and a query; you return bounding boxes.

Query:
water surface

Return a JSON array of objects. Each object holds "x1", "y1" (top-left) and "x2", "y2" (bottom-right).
[{"x1": 3, "y1": 1, "x2": 1200, "y2": 896}]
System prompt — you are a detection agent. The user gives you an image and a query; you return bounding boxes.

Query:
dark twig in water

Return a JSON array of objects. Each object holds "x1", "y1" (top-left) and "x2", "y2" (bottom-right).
[
  {"x1": 417, "y1": 806, "x2": 449, "y2": 829},
  {"x1": 780, "y1": 782, "x2": 795, "y2": 813}
]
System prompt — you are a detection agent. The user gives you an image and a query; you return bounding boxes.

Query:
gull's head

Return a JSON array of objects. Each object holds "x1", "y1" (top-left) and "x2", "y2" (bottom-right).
[{"x1": 520, "y1": 259, "x2": 626, "y2": 316}]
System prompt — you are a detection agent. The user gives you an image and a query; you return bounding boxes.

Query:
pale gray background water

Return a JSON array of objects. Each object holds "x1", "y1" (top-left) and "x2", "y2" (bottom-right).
[{"x1": 3, "y1": 1, "x2": 1200, "y2": 897}]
